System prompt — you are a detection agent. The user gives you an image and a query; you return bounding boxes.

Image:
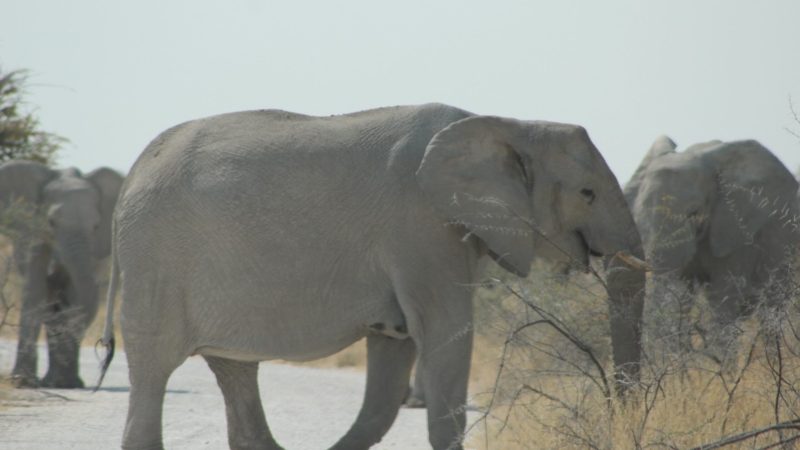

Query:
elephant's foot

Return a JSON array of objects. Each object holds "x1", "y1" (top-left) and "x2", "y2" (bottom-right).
[
  {"x1": 40, "y1": 372, "x2": 85, "y2": 389},
  {"x1": 402, "y1": 383, "x2": 426, "y2": 408},
  {"x1": 403, "y1": 395, "x2": 426, "y2": 409},
  {"x1": 121, "y1": 441, "x2": 165, "y2": 450},
  {"x1": 10, "y1": 373, "x2": 41, "y2": 389}
]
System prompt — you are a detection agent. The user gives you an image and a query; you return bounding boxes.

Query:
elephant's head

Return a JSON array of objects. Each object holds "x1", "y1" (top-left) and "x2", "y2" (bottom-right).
[
  {"x1": 416, "y1": 116, "x2": 647, "y2": 389},
  {"x1": 624, "y1": 137, "x2": 711, "y2": 272},
  {"x1": 625, "y1": 137, "x2": 799, "y2": 274},
  {"x1": 0, "y1": 160, "x2": 123, "y2": 289}
]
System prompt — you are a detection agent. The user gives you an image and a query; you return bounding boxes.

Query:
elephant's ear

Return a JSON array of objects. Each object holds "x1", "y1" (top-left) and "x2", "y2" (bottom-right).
[
  {"x1": 87, "y1": 167, "x2": 124, "y2": 258},
  {"x1": 0, "y1": 160, "x2": 58, "y2": 206},
  {"x1": 623, "y1": 135, "x2": 677, "y2": 206},
  {"x1": 709, "y1": 141, "x2": 799, "y2": 258},
  {"x1": 416, "y1": 116, "x2": 534, "y2": 277}
]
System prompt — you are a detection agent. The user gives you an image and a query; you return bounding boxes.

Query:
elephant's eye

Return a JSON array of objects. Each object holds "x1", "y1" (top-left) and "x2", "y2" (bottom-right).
[{"x1": 580, "y1": 188, "x2": 596, "y2": 205}]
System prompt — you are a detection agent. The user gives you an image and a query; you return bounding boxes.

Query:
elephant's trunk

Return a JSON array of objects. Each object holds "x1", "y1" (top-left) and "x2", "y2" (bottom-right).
[
  {"x1": 54, "y1": 230, "x2": 99, "y2": 323},
  {"x1": 587, "y1": 188, "x2": 647, "y2": 394},
  {"x1": 603, "y1": 245, "x2": 646, "y2": 392}
]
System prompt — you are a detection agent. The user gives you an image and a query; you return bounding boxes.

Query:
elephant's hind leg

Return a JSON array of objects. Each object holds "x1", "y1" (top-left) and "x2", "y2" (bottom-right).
[
  {"x1": 329, "y1": 334, "x2": 416, "y2": 450},
  {"x1": 123, "y1": 341, "x2": 185, "y2": 450},
  {"x1": 404, "y1": 355, "x2": 426, "y2": 408},
  {"x1": 204, "y1": 356, "x2": 283, "y2": 450}
]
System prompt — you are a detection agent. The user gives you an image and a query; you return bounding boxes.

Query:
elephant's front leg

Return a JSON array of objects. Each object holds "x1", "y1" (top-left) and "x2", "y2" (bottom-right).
[
  {"x1": 705, "y1": 280, "x2": 746, "y2": 372},
  {"x1": 41, "y1": 268, "x2": 98, "y2": 388},
  {"x1": 41, "y1": 288, "x2": 85, "y2": 389},
  {"x1": 11, "y1": 242, "x2": 51, "y2": 388},
  {"x1": 418, "y1": 320, "x2": 473, "y2": 450},
  {"x1": 329, "y1": 333, "x2": 416, "y2": 450},
  {"x1": 204, "y1": 356, "x2": 283, "y2": 450},
  {"x1": 396, "y1": 277, "x2": 475, "y2": 450}
]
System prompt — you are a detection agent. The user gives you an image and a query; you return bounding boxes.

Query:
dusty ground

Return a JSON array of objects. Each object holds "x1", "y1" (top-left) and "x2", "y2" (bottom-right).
[{"x1": 0, "y1": 340, "x2": 479, "y2": 449}]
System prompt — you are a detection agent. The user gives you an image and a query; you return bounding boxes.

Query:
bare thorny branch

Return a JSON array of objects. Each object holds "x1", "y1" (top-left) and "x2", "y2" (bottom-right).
[
  {"x1": 500, "y1": 280, "x2": 613, "y2": 401},
  {"x1": 688, "y1": 419, "x2": 800, "y2": 450},
  {"x1": 720, "y1": 329, "x2": 761, "y2": 434}
]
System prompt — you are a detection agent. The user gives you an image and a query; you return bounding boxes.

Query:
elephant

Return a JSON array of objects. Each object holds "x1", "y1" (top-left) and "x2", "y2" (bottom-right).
[
  {"x1": 624, "y1": 136, "x2": 800, "y2": 362},
  {"x1": 0, "y1": 160, "x2": 124, "y2": 388},
  {"x1": 96, "y1": 103, "x2": 646, "y2": 450}
]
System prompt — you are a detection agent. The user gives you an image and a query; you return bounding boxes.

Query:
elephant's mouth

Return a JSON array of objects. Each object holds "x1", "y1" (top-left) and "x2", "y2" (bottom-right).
[
  {"x1": 573, "y1": 231, "x2": 600, "y2": 272},
  {"x1": 582, "y1": 233, "x2": 604, "y2": 258}
]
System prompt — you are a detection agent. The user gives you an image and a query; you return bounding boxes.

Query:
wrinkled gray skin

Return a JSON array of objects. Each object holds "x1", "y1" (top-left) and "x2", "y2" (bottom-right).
[
  {"x1": 0, "y1": 160, "x2": 123, "y2": 388},
  {"x1": 100, "y1": 104, "x2": 645, "y2": 450},
  {"x1": 625, "y1": 137, "x2": 799, "y2": 360}
]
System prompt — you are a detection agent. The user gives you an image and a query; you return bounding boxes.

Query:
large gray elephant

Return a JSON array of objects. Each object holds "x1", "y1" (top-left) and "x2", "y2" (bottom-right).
[
  {"x1": 625, "y1": 136, "x2": 799, "y2": 360},
  {"x1": 97, "y1": 103, "x2": 646, "y2": 450},
  {"x1": 0, "y1": 160, "x2": 123, "y2": 388}
]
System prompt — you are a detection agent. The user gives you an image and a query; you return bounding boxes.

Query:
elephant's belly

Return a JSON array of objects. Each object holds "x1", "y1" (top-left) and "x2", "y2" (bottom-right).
[
  {"x1": 193, "y1": 334, "x2": 361, "y2": 363},
  {"x1": 118, "y1": 211, "x2": 408, "y2": 362},
  {"x1": 185, "y1": 276, "x2": 403, "y2": 362}
]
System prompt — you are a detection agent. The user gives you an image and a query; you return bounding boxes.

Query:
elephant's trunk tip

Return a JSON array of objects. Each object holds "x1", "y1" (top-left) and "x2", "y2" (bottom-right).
[{"x1": 93, "y1": 336, "x2": 115, "y2": 393}]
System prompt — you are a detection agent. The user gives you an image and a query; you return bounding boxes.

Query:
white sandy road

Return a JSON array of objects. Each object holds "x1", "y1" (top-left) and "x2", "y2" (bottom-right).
[{"x1": 0, "y1": 341, "x2": 480, "y2": 449}]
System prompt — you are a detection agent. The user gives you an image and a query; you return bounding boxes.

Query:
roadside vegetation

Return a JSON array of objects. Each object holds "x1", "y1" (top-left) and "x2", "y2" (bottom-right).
[
  {"x1": 464, "y1": 264, "x2": 800, "y2": 449},
  {"x1": 0, "y1": 64, "x2": 67, "y2": 404},
  {"x1": 0, "y1": 65, "x2": 65, "y2": 341}
]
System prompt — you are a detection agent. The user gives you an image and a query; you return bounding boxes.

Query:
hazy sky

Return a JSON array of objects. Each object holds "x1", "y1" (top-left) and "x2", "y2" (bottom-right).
[{"x1": 3, "y1": 1, "x2": 800, "y2": 183}]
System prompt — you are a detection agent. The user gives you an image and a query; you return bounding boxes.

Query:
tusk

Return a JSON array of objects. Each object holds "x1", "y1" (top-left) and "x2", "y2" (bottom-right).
[{"x1": 612, "y1": 251, "x2": 651, "y2": 272}]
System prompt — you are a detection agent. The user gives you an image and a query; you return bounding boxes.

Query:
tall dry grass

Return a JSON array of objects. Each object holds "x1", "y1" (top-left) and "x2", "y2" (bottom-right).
[{"x1": 466, "y1": 263, "x2": 800, "y2": 449}]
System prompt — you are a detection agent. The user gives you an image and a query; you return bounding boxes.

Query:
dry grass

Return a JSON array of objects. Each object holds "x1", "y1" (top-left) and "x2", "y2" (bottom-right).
[
  {"x1": 465, "y1": 266, "x2": 800, "y2": 450},
  {"x1": 468, "y1": 335, "x2": 800, "y2": 449}
]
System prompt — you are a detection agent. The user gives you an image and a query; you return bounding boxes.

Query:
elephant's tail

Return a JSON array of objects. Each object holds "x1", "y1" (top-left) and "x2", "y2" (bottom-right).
[{"x1": 94, "y1": 238, "x2": 119, "y2": 392}]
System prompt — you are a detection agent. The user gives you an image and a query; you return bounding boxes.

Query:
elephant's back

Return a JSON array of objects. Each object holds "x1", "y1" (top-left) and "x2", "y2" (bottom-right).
[
  {"x1": 123, "y1": 103, "x2": 470, "y2": 189},
  {"x1": 119, "y1": 104, "x2": 473, "y2": 215}
]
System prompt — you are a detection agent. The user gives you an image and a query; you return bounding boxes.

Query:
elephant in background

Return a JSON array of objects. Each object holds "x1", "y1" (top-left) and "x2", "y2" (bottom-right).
[
  {"x1": 0, "y1": 160, "x2": 123, "y2": 388},
  {"x1": 624, "y1": 136, "x2": 799, "y2": 361},
  {"x1": 97, "y1": 103, "x2": 646, "y2": 450}
]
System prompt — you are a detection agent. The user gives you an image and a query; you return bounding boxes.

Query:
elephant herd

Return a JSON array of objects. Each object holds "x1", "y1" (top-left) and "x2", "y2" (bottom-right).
[{"x1": 1, "y1": 103, "x2": 798, "y2": 450}]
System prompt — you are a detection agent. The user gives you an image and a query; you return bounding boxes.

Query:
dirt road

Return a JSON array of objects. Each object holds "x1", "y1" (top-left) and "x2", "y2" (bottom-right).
[{"x1": 0, "y1": 341, "x2": 478, "y2": 449}]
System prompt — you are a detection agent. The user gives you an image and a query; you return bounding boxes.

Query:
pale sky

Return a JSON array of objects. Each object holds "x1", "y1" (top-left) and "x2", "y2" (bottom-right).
[{"x1": 3, "y1": 1, "x2": 799, "y2": 183}]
